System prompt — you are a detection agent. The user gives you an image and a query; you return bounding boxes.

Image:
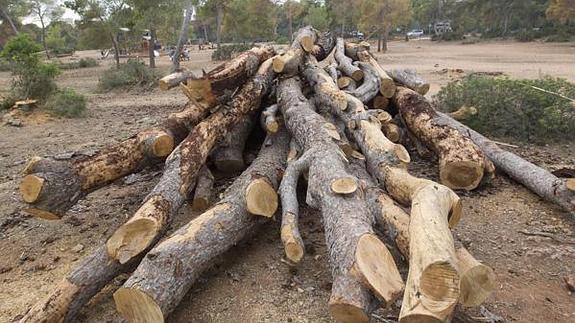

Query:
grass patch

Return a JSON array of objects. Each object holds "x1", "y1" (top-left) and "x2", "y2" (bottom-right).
[
  {"x1": 44, "y1": 88, "x2": 86, "y2": 118},
  {"x1": 435, "y1": 75, "x2": 575, "y2": 143},
  {"x1": 98, "y1": 59, "x2": 160, "y2": 91},
  {"x1": 59, "y1": 58, "x2": 99, "y2": 70}
]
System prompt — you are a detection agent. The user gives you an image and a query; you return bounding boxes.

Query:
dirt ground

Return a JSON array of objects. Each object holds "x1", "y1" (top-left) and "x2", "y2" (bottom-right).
[{"x1": 1, "y1": 39, "x2": 574, "y2": 323}]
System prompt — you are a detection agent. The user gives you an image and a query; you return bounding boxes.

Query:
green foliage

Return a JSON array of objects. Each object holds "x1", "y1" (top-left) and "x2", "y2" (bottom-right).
[
  {"x1": 98, "y1": 59, "x2": 160, "y2": 91},
  {"x1": 46, "y1": 22, "x2": 78, "y2": 55},
  {"x1": 0, "y1": 96, "x2": 16, "y2": 111},
  {"x1": 545, "y1": 31, "x2": 573, "y2": 42},
  {"x1": 432, "y1": 31, "x2": 464, "y2": 41},
  {"x1": 515, "y1": 30, "x2": 536, "y2": 42},
  {"x1": 1, "y1": 34, "x2": 60, "y2": 102},
  {"x1": 211, "y1": 44, "x2": 252, "y2": 61},
  {"x1": 435, "y1": 75, "x2": 575, "y2": 143},
  {"x1": 44, "y1": 87, "x2": 86, "y2": 117},
  {"x1": 0, "y1": 59, "x2": 12, "y2": 72},
  {"x1": 59, "y1": 57, "x2": 99, "y2": 69}
]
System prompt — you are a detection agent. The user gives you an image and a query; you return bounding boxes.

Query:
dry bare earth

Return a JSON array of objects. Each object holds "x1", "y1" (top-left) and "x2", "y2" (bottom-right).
[{"x1": 1, "y1": 41, "x2": 575, "y2": 322}]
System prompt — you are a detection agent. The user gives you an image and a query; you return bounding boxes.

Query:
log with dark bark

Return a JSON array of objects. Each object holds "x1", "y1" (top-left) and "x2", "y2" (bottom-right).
[
  {"x1": 278, "y1": 76, "x2": 403, "y2": 322},
  {"x1": 435, "y1": 112, "x2": 575, "y2": 217},
  {"x1": 335, "y1": 38, "x2": 363, "y2": 81},
  {"x1": 387, "y1": 68, "x2": 430, "y2": 95},
  {"x1": 191, "y1": 165, "x2": 215, "y2": 212},
  {"x1": 19, "y1": 101, "x2": 212, "y2": 219},
  {"x1": 302, "y1": 62, "x2": 462, "y2": 322},
  {"x1": 105, "y1": 58, "x2": 276, "y2": 266},
  {"x1": 159, "y1": 70, "x2": 195, "y2": 91},
  {"x1": 186, "y1": 46, "x2": 275, "y2": 106},
  {"x1": 393, "y1": 86, "x2": 495, "y2": 191},
  {"x1": 211, "y1": 112, "x2": 255, "y2": 173},
  {"x1": 113, "y1": 129, "x2": 289, "y2": 322},
  {"x1": 356, "y1": 50, "x2": 396, "y2": 98}
]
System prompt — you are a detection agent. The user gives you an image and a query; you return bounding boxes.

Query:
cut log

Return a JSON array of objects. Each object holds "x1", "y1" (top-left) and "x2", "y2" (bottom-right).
[
  {"x1": 159, "y1": 70, "x2": 195, "y2": 91},
  {"x1": 434, "y1": 112, "x2": 575, "y2": 217},
  {"x1": 325, "y1": 62, "x2": 339, "y2": 82},
  {"x1": 347, "y1": 62, "x2": 381, "y2": 103},
  {"x1": 373, "y1": 95, "x2": 389, "y2": 110},
  {"x1": 335, "y1": 38, "x2": 363, "y2": 81},
  {"x1": 191, "y1": 165, "x2": 214, "y2": 212},
  {"x1": 394, "y1": 86, "x2": 495, "y2": 191},
  {"x1": 113, "y1": 129, "x2": 289, "y2": 322},
  {"x1": 211, "y1": 112, "x2": 255, "y2": 173},
  {"x1": 455, "y1": 246, "x2": 496, "y2": 307},
  {"x1": 20, "y1": 101, "x2": 213, "y2": 218},
  {"x1": 278, "y1": 76, "x2": 403, "y2": 322},
  {"x1": 337, "y1": 76, "x2": 352, "y2": 89},
  {"x1": 387, "y1": 68, "x2": 430, "y2": 95},
  {"x1": 260, "y1": 104, "x2": 280, "y2": 134},
  {"x1": 302, "y1": 63, "x2": 462, "y2": 321},
  {"x1": 449, "y1": 105, "x2": 478, "y2": 121},
  {"x1": 381, "y1": 122, "x2": 401, "y2": 143},
  {"x1": 356, "y1": 50, "x2": 396, "y2": 98},
  {"x1": 105, "y1": 58, "x2": 276, "y2": 265},
  {"x1": 186, "y1": 46, "x2": 275, "y2": 106},
  {"x1": 273, "y1": 26, "x2": 334, "y2": 75},
  {"x1": 344, "y1": 41, "x2": 370, "y2": 61}
]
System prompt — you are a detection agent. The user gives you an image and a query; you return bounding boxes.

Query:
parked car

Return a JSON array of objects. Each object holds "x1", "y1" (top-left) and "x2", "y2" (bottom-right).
[{"x1": 407, "y1": 29, "x2": 424, "y2": 38}]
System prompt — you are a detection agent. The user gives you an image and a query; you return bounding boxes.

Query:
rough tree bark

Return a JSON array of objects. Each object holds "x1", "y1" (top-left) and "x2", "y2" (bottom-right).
[
  {"x1": 335, "y1": 38, "x2": 364, "y2": 81},
  {"x1": 356, "y1": 50, "x2": 396, "y2": 98},
  {"x1": 260, "y1": 104, "x2": 280, "y2": 134},
  {"x1": 191, "y1": 165, "x2": 215, "y2": 212},
  {"x1": 211, "y1": 112, "x2": 255, "y2": 173},
  {"x1": 186, "y1": 46, "x2": 275, "y2": 107},
  {"x1": 387, "y1": 68, "x2": 431, "y2": 95},
  {"x1": 104, "y1": 58, "x2": 276, "y2": 266},
  {"x1": 393, "y1": 86, "x2": 495, "y2": 191},
  {"x1": 159, "y1": 70, "x2": 195, "y2": 91},
  {"x1": 435, "y1": 112, "x2": 575, "y2": 217},
  {"x1": 346, "y1": 62, "x2": 380, "y2": 103},
  {"x1": 19, "y1": 101, "x2": 212, "y2": 219},
  {"x1": 278, "y1": 76, "x2": 404, "y2": 322},
  {"x1": 148, "y1": 27, "x2": 156, "y2": 68},
  {"x1": 113, "y1": 129, "x2": 289, "y2": 322}
]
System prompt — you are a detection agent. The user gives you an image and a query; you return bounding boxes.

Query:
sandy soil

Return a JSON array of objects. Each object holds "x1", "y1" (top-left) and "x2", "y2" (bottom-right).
[{"x1": 1, "y1": 40, "x2": 574, "y2": 323}]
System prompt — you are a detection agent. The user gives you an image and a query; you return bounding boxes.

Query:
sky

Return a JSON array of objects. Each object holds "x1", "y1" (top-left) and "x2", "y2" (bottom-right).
[{"x1": 22, "y1": 1, "x2": 81, "y2": 26}]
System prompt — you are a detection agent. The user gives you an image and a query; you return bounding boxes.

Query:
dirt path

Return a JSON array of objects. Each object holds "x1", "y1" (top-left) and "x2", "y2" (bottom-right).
[{"x1": 1, "y1": 41, "x2": 574, "y2": 322}]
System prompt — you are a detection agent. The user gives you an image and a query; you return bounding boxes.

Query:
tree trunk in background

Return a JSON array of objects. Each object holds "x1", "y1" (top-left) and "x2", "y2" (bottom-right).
[
  {"x1": 203, "y1": 24, "x2": 209, "y2": 43},
  {"x1": 377, "y1": 33, "x2": 382, "y2": 52},
  {"x1": 288, "y1": 2, "x2": 293, "y2": 41},
  {"x1": 0, "y1": 8, "x2": 18, "y2": 34},
  {"x1": 149, "y1": 27, "x2": 156, "y2": 68},
  {"x1": 110, "y1": 32, "x2": 120, "y2": 69},
  {"x1": 172, "y1": 1, "x2": 193, "y2": 71},
  {"x1": 216, "y1": 2, "x2": 223, "y2": 49},
  {"x1": 39, "y1": 17, "x2": 50, "y2": 59},
  {"x1": 382, "y1": 26, "x2": 389, "y2": 52}
]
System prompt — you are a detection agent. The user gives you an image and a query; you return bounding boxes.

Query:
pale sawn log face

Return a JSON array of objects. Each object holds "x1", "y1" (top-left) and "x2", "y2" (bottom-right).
[{"x1": 114, "y1": 129, "x2": 290, "y2": 321}]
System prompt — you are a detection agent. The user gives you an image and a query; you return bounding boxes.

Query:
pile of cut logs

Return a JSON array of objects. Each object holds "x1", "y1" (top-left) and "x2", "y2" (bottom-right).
[{"x1": 18, "y1": 26, "x2": 575, "y2": 323}]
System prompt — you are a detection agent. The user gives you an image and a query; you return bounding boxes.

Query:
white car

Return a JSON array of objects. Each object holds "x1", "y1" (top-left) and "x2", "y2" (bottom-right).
[{"x1": 407, "y1": 30, "x2": 424, "y2": 38}]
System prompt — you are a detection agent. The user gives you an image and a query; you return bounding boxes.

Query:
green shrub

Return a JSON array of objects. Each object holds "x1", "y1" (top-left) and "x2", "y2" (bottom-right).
[
  {"x1": 0, "y1": 59, "x2": 12, "y2": 72},
  {"x1": 211, "y1": 44, "x2": 252, "y2": 61},
  {"x1": 59, "y1": 57, "x2": 99, "y2": 70},
  {"x1": 98, "y1": 59, "x2": 160, "y2": 91},
  {"x1": 435, "y1": 75, "x2": 575, "y2": 143},
  {"x1": 0, "y1": 96, "x2": 16, "y2": 110},
  {"x1": 515, "y1": 30, "x2": 536, "y2": 42},
  {"x1": 431, "y1": 31, "x2": 464, "y2": 41},
  {"x1": 44, "y1": 88, "x2": 86, "y2": 117},
  {"x1": 545, "y1": 32, "x2": 572, "y2": 43}
]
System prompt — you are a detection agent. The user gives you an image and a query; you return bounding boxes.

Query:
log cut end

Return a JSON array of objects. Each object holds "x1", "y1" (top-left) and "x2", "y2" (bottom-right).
[
  {"x1": 152, "y1": 133, "x2": 175, "y2": 158},
  {"x1": 114, "y1": 288, "x2": 164, "y2": 323},
  {"x1": 382, "y1": 123, "x2": 401, "y2": 143},
  {"x1": 566, "y1": 178, "x2": 575, "y2": 192},
  {"x1": 300, "y1": 36, "x2": 315, "y2": 53},
  {"x1": 351, "y1": 70, "x2": 364, "y2": 82},
  {"x1": 353, "y1": 233, "x2": 404, "y2": 304},
  {"x1": 245, "y1": 178, "x2": 278, "y2": 217},
  {"x1": 19, "y1": 278, "x2": 79, "y2": 323},
  {"x1": 420, "y1": 261, "x2": 460, "y2": 314},
  {"x1": 22, "y1": 156, "x2": 44, "y2": 175},
  {"x1": 394, "y1": 144, "x2": 411, "y2": 164},
  {"x1": 380, "y1": 78, "x2": 396, "y2": 99},
  {"x1": 337, "y1": 77, "x2": 352, "y2": 89},
  {"x1": 272, "y1": 52, "x2": 293, "y2": 73},
  {"x1": 329, "y1": 303, "x2": 370, "y2": 323},
  {"x1": 281, "y1": 214, "x2": 304, "y2": 263},
  {"x1": 440, "y1": 160, "x2": 485, "y2": 191},
  {"x1": 107, "y1": 217, "x2": 159, "y2": 264},
  {"x1": 456, "y1": 248, "x2": 496, "y2": 307},
  {"x1": 330, "y1": 177, "x2": 358, "y2": 195},
  {"x1": 20, "y1": 174, "x2": 44, "y2": 203},
  {"x1": 373, "y1": 95, "x2": 390, "y2": 110}
]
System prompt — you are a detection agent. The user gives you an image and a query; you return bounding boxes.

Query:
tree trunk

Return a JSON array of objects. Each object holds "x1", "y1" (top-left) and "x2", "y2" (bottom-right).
[
  {"x1": 278, "y1": 76, "x2": 404, "y2": 322},
  {"x1": 159, "y1": 70, "x2": 195, "y2": 91},
  {"x1": 211, "y1": 112, "x2": 255, "y2": 173},
  {"x1": 113, "y1": 129, "x2": 289, "y2": 322},
  {"x1": 334, "y1": 38, "x2": 364, "y2": 81},
  {"x1": 0, "y1": 7, "x2": 18, "y2": 34},
  {"x1": 435, "y1": 112, "x2": 575, "y2": 217},
  {"x1": 20, "y1": 101, "x2": 213, "y2": 219},
  {"x1": 104, "y1": 58, "x2": 276, "y2": 266},
  {"x1": 39, "y1": 17, "x2": 49, "y2": 59},
  {"x1": 356, "y1": 50, "x2": 396, "y2": 98},
  {"x1": 273, "y1": 27, "x2": 335, "y2": 76},
  {"x1": 148, "y1": 27, "x2": 156, "y2": 68},
  {"x1": 110, "y1": 32, "x2": 120, "y2": 69},
  {"x1": 172, "y1": 1, "x2": 193, "y2": 71},
  {"x1": 186, "y1": 46, "x2": 275, "y2": 107},
  {"x1": 202, "y1": 23, "x2": 209, "y2": 43},
  {"x1": 393, "y1": 87, "x2": 495, "y2": 190},
  {"x1": 387, "y1": 68, "x2": 431, "y2": 95},
  {"x1": 216, "y1": 2, "x2": 223, "y2": 49},
  {"x1": 382, "y1": 27, "x2": 389, "y2": 52},
  {"x1": 377, "y1": 33, "x2": 382, "y2": 52}
]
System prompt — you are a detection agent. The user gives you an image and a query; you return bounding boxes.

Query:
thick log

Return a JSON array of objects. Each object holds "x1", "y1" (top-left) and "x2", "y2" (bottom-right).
[
  {"x1": 278, "y1": 77, "x2": 403, "y2": 322},
  {"x1": 191, "y1": 165, "x2": 214, "y2": 212},
  {"x1": 186, "y1": 46, "x2": 275, "y2": 106},
  {"x1": 387, "y1": 68, "x2": 430, "y2": 95},
  {"x1": 211, "y1": 112, "x2": 255, "y2": 173},
  {"x1": 347, "y1": 62, "x2": 380, "y2": 103},
  {"x1": 19, "y1": 101, "x2": 212, "y2": 219},
  {"x1": 302, "y1": 63, "x2": 462, "y2": 322},
  {"x1": 344, "y1": 41, "x2": 370, "y2": 61},
  {"x1": 273, "y1": 27, "x2": 335, "y2": 75},
  {"x1": 105, "y1": 58, "x2": 276, "y2": 265},
  {"x1": 335, "y1": 38, "x2": 363, "y2": 81},
  {"x1": 113, "y1": 129, "x2": 289, "y2": 322},
  {"x1": 356, "y1": 50, "x2": 396, "y2": 98},
  {"x1": 434, "y1": 112, "x2": 575, "y2": 217},
  {"x1": 159, "y1": 70, "x2": 195, "y2": 91},
  {"x1": 259, "y1": 104, "x2": 280, "y2": 134},
  {"x1": 394, "y1": 86, "x2": 495, "y2": 191},
  {"x1": 325, "y1": 62, "x2": 339, "y2": 82},
  {"x1": 381, "y1": 122, "x2": 401, "y2": 143}
]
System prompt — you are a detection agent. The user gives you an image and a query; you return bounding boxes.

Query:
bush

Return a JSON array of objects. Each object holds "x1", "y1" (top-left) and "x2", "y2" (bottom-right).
[
  {"x1": 431, "y1": 31, "x2": 464, "y2": 41},
  {"x1": 59, "y1": 58, "x2": 99, "y2": 70},
  {"x1": 545, "y1": 32, "x2": 572, "y2": 43},
  {"x1": 98, "y1": 59, "x2": 160, "y2": 91},
  {"x1": 0, "y1": 96, "x2": 16, "y2": 110},
  {"x1": 0, "y1": 59, "x2": 11, "y2": 72},
  {"x1": 515, "y1": 30, "x2": 536, "y2": 42},
  {"x1": 44, "y1": 88, "x2": 86, "y2": 117},
  {"x1": 211, "y1": 44, "x2": 252, "y2": 61},
  {"x1": 434, "y1": 75, "x2": 575, "y2": 143}
]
